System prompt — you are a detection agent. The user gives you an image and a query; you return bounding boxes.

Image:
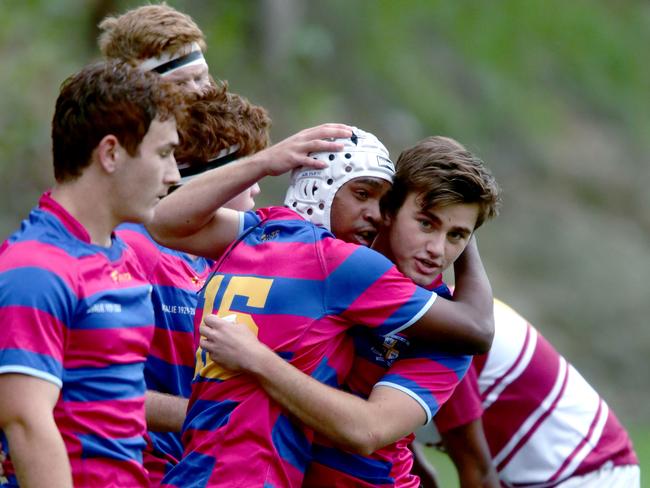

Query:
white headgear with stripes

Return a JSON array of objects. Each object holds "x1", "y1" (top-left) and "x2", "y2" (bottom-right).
[{"x1": 284, "y1": 128, "x2": 394, "y2": 230}]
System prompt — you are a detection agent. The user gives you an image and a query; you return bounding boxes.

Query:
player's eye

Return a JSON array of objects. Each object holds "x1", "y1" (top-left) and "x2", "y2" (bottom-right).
[{"x1": 418, "y1": 219, "x2": 433, "y2": 231}]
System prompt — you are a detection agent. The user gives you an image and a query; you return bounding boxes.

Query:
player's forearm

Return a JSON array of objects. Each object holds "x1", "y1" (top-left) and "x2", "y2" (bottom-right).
[
  {"x1": 458, "y1": 471, "x2": 501, "y2": 488},
  {"x1": 4, "y1": 419, "x2": 72, "y2": 487},
  {"x1": 150, "y1": 156, "x2": 264, "y2": 240},
  {"x1": 448, "y1": 238, "x2": 494, "y2": 352},
  {"x1": 145, "y1": 390, "x2": 189, "y2": 432},
  {"x1": 246, "y1": 350, "x2": 384, "y2": 455},
  {"x1": 405, "y1": 239, "x2": 493, "y2": 353},
  {"x1": 200, "y1": 315, "x2": 390, "y2": 454},
  {"x1": 0, "y1": 375, "x2": 71, "y2": 486},
  {"x1": 441, "y1": 420, "x2": 500, "y2": 488},
  {"x1": 409, "y1": 441, "x2": 441, "y2": 488}
]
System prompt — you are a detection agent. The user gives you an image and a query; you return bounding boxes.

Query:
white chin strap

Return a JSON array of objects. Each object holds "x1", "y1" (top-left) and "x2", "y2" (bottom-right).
[{"x1": 138, "y1": 42, "x2": 208, "y2": 76}]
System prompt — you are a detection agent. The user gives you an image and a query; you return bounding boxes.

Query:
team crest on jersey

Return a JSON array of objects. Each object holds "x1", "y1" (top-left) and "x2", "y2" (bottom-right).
[
  {"x1": 110, "y1": 270, "x2": 132, "y2": 283},
  {"x1": 260, "y1": 230, "x2": 280, "y2": 242},
  {"x1": 190, "y1": 275, "x2": 205, "y2": 287},
  {"x1": 369, "y1": 334, "x2": 410, "y2": 366}
]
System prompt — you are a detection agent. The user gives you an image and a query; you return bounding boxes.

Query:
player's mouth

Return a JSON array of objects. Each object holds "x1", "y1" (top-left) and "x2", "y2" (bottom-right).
[
  {"x1": 414, "y1": 257, "x2": 442, "y2": 275},
  {"x1": 354, "y1": 228, "x2": 377, "y2": 246}
]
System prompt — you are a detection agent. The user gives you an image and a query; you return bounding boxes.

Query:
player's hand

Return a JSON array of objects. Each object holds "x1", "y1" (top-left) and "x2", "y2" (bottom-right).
[
  {"x1": 248, "y1": 123, "x2": 353, "y2": 176},
  {"x1": 199, "y1": 314, "x2": 270, "y2": 372}
]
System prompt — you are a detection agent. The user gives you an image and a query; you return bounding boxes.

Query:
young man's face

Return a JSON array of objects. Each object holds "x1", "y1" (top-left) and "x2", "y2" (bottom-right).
[
  {"x1": 330, "y1": 177, "x2": 392, "y2": 246},
  {"x1": 384, "y1": 192, "x2": 479, "y2": 287},
  {"x1": 113, "y1": 117, "x2": 180, "y2": 224},
  {"x1": 164, "y1": 63, "x2": 211, "y2": 94}
]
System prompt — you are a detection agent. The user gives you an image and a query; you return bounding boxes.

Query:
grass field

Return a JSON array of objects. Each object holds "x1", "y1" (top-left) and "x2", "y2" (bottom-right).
[{"x1": 422, "y1": 425, "x2": 648, "y2": 486}]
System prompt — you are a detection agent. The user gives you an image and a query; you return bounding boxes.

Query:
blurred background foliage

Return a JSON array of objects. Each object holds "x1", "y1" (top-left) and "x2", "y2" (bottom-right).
[{"x1": 1, "y1": 0, "x2": 649, "y2": 431}]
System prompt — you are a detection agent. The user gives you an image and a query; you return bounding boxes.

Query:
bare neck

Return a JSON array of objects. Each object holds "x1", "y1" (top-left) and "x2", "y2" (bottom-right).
[{"x1": 50, "y1": 181, "x2": 116, "y2": 247}]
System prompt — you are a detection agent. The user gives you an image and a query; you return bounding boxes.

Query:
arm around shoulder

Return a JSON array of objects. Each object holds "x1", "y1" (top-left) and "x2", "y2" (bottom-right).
[
  {"x1": 148, "y1": 123, "x2": 353, "y2": 258},
  {"x1": 407, "y1": 238, "x2": 494, "y2": 354},
  {"x1": 199, "y1": 316, "x2": 427, "y2": 455}
]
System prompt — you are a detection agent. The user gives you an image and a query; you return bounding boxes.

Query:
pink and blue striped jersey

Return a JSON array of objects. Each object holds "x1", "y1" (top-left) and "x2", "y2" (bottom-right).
[
  {"x1": 304, "y1": 283, "x2": 471, "y2": 487},
  {"x1": 0, "y1": 193, "x2": 154, "y2": 487},
  {"x1": 161, "y1": 206, "x2": 437, "y2": 488},
  {"x1": 117, "y1": 223, "x2": 213, "y2": 483},
  {"x1": 434, "y1": 299, "x2": 638, "y2": 487}
]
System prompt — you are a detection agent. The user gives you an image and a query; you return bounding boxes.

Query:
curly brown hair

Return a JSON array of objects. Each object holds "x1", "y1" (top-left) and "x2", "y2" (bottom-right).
[
  {"x1": 98, "y1": 3, "x2": 206, "y2": 64},
  {"x1": 381, "y1": 136, "x2": 501, "y2": 229},
  {"x1": 174, "y1": 82, "x2": 272, "y2": 165},
  {"x1": 52, "y1": 60, "x2": 185, "y2": 182}
]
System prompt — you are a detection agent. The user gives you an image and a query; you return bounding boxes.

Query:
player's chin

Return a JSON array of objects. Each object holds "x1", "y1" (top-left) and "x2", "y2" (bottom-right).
[
  {"x1": 243, "y1": 198, "x2": 256, "y2": 211},
  {"x1": 401, "y1": 264, "x2": 434, "y2": 287},
  {"x1": 132, "y1": 205, "x2": 157, "y2": 225},
  {"x1": 409, "y1": 274, "x2": 431, "y2": 288}
]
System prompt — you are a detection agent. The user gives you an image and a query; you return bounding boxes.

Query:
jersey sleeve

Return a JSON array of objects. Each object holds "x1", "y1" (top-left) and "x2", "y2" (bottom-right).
[
  {"x1": 0, "y1": 259, "x2": 74, "y2": 388},
  {"x1": 240, "y1": 210, "x2": 260, "y2": 237},
  {"x1": 374, "y1": 350, "x2": 471, "y2": 424},
  {"x1": 433, "y1": 364, "x2": 483, "y2": 433},
  {"x1": 323, "y1": 243, "x2": 437, "y2": 336}
]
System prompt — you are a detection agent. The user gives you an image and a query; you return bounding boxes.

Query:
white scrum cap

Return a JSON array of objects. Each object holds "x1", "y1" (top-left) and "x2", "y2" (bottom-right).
[{"x1": 284, "y1": 127, "x2": 395, "y2": 230}]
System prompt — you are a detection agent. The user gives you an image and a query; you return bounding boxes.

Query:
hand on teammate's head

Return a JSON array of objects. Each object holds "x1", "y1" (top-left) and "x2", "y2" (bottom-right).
[{"x1": 253, "y1": 123, "x2": 354, "y2": 177}]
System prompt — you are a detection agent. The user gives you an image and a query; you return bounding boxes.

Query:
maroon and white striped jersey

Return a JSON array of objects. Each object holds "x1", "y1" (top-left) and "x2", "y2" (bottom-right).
[{"x1": 434, "y1": 299, "x2": 638, "y2": 487}]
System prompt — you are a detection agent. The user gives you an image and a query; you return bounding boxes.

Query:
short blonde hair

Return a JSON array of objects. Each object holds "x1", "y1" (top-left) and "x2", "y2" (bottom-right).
[{"x1": 98, "y1": 3, "x2": 207, "y2": 64}]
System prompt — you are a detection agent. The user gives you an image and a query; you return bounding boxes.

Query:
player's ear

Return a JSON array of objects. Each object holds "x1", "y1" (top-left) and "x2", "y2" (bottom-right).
[{"x1": 96, "y1": 134, "x2": 121, "y2": 173}]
